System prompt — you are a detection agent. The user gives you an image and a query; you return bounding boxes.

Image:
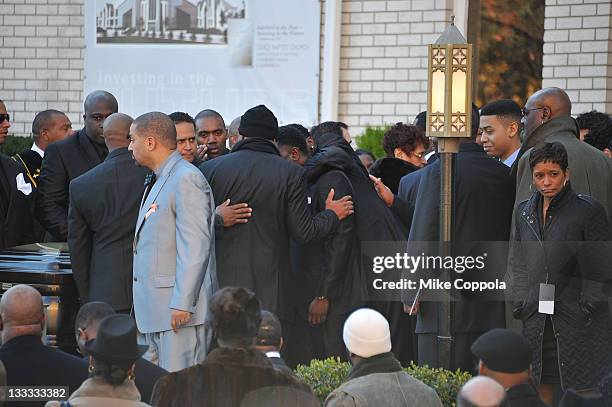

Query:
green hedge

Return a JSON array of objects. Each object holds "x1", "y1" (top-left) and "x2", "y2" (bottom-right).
[
  {"x1": 296, "y1": 357, "x2": 471, "y2": 407},
  {"x1": 0, "y1": 136, "x2": 33, "y2": 156},
  {"x1": 355, "y1": 125, "x2": 389, "y2": 160}
]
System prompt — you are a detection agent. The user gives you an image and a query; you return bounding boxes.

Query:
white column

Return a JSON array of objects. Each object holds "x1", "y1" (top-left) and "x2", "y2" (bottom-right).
[{"x1": 320, "y1": 0, "x2": 342, "y2": 121}]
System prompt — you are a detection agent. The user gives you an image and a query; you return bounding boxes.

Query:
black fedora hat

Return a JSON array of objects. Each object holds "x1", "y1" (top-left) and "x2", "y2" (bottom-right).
[{"x1": 85, "y1": 314, "x2": 147, "y2": 364}]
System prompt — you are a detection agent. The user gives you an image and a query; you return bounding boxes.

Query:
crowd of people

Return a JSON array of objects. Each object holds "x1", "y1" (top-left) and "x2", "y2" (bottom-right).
[{"x1": 0, "y1": 85, "x2": 611, "y2": 406}]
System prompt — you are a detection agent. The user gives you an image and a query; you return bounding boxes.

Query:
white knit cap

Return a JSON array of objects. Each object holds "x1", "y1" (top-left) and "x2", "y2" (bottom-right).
[{"x1": 343, "y1": 308, "x2": 391, "y2": 358}]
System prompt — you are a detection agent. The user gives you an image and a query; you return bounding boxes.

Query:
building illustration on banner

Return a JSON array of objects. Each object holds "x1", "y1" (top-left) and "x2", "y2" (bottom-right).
[{"x1": 96, "y1": 0, "x2": 246, "y2": 44}]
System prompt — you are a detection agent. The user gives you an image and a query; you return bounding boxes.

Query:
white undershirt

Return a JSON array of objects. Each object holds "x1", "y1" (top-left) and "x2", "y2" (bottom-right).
[
  {"x1": 31, "y1": 143, "x2": 44, "y2": 158},
  {"x1": 265, "y1": 351, "x2": 281, "y2": 359}
]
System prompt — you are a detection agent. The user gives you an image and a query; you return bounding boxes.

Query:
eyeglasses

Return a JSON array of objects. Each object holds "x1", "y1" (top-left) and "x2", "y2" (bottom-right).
[
  {"x1": 521, "y1": 107, "x2": 545, "y2": 118},
  {"x1": 410, "y1": 151, "x2": 426, "y2": 159},
  {"x1": 0, "y1": 114, "x2": 10, "y2": 123}
]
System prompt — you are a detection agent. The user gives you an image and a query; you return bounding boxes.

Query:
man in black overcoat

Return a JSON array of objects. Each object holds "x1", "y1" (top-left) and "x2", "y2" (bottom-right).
[
  {"x1": 405, "y1": 107, "x2": 515, "y2": 372},
  {"x1": 199, "y1": 105, "x2": 353, "y2": 325}
]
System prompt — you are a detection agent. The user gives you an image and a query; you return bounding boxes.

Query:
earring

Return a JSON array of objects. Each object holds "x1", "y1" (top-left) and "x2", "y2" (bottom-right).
[
  {"x1": 128, "y1": 371, "x2": 135, "y2": 381},
  {"x1": 88, "y1": 364, "x2": 94, "y2": 373}
]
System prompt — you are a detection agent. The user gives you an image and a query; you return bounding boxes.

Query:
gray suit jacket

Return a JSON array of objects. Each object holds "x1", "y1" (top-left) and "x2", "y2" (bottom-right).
[
  {"x1": 133, "y1": 151, "x2": 217, "y2": 334},
  {"x1": 68, "y1": 148, "x2": 148, "y2": 310}
]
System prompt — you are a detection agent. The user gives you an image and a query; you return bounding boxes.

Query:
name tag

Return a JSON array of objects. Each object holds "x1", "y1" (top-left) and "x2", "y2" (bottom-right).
[{"x1": 539, "y1": 283, "x2": 555, "y2": 315}]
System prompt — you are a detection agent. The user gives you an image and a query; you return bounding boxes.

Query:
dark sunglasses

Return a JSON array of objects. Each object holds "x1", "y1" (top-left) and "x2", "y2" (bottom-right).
[
  {"x1": 0, "y1": 114, "x2": 10, "y2": 123},
  {"x1": 521, "y1": 107, "x2": 545, "y2": 118}
]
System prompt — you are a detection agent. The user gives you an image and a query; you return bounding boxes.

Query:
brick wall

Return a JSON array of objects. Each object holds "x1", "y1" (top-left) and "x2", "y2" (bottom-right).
[
  {"x1": 541, "y1": 0, "x2": 612, "y2": 115},
  {"x1": 2, "y1": 0, "x2": 610, "y2": 138},
  {"x1": 0, "y1": 0, "x2": 85, "y2": 137},
  {"x1": 337, "y1": 0, "x2": 453, "y2": 136}
]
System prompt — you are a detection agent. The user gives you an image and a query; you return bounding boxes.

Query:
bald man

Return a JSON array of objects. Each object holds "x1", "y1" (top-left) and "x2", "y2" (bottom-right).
[
  {"x1": 457, "y1": 376, "x2": 508, "y2": 407},
  {"x1": 0, "y1": 285, "x2": 88, "y2": 403},
  {"x1": 36, "y1": 91, "x2": 119, "y2": 241},
  {"x1": 67, "y1": 113, "x2": 148, "y2": 312}
]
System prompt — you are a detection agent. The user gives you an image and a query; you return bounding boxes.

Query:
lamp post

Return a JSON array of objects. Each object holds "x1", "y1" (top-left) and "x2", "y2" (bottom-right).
[{"x1": 426, "y1": 16, "x2": 473, "y2": 370}]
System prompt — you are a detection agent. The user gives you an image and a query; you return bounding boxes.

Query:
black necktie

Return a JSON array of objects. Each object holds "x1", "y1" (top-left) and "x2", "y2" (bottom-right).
[{"x1": 142, "y1": 171, "x2": 157, "y2": 205}]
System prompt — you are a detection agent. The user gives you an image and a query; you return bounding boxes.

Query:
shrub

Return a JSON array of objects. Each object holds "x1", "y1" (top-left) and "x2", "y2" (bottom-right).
[
  {"x1": 355, "y1": 125, "x2": 389, "y2": 160},
  {"x1": 296, "y1": 357, "x2": 471, "y2": 407},
  {"x1": 0, "y1": 136, "x2": 34, "y2": 156}
]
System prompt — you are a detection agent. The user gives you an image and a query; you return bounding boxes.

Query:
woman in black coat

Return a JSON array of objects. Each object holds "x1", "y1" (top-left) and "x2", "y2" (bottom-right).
[
  {"x1": 512, "y1": 142, "x2": 612, "y2": 402},
  {"x1": 369, "y1": 123, "x2": 429, "y2": 194}
]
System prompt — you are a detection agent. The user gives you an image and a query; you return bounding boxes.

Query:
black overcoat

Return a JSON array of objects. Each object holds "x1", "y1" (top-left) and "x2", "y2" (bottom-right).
[
  {"x1": 512, "y1": 185, "x2": 612, "y2": 390},
  {"x1": 200, "y1": 138, "x2": 338, "y2": 320}
]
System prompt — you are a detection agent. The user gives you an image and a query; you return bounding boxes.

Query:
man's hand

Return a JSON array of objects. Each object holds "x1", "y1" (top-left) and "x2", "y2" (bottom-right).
[
  {"x1": 369, "y1": 175, "x2": 394, "y2": 207},
  {"x1": 308, "y1": 297, "x2": 330, "y2": 325},
  {"x1": 403, "y1": 301, "x2": 420, "y2": 315},
  {"x1": 196, "y1": 145, "x2": 208, "y2": 160},
  {"x1": 216, "y1": 199, "x2": 252, "y2": 227},
  {"x1": 325, "y1": 188, "x2": 354, "y2": 220},
  {"x1": 171, "y1": 309, "x2": 192, "y2": 333}
]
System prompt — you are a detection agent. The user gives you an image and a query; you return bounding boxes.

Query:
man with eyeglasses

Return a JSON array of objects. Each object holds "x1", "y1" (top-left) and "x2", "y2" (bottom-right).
[
  {"x1": 0, "y1": 100, "x2": 35, "y2": 248},
  {"x1": 36, "y1": 90, "x2": 118, "y2": 241},
  {"x1": 194, "y1": 109, "x2": 229, "y2": 161},
  {"x1": 511, "y1": 87, "x2": 612, "y2": 219}
]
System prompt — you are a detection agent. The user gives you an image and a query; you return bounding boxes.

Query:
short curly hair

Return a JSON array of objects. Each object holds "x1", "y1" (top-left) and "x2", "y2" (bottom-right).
[
  {"x1": 382, "y1": 123, "x2": 429, "y2": 157},
  {"x1": 577, "y1": 110, "x2": 612, "y2": 152}
]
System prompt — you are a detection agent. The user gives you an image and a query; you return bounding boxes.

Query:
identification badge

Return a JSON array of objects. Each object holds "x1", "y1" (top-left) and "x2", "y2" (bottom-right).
[{"x1": 538, "y1": 283, "x2": 555, "y2": 315}]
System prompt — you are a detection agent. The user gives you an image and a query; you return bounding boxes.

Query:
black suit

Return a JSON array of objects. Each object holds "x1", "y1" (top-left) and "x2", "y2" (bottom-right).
[
  {"x1": 406, "y1": 142, "x2": 515, "y2": 372},
  {"x1": 0, "y1": 335, "x2": 88, "y2": 407},
  {"x1": 0, "y1": 154, "x2": 34, "y2": 249},
  {"x1": 36, "y1": 129, "x2": 107, "y2": 241},
  {"x1": 200, "y1": 138, "x2": 338, "y2": 321},
  {"x1": 67, "y1": 148, "x2": 147, "y2": 310}
]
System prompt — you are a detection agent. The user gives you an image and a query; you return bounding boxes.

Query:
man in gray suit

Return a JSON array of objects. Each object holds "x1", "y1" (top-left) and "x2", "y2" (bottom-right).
[
  {"x1": 68, "y1": 113, "x2": 148, "y2": 312},
  {"x1": 129, "y1": 112, "x2": 217, "y2": 372}
]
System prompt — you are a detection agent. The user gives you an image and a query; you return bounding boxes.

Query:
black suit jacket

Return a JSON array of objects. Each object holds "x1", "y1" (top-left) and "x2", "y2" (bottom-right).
[
  {"x1": 0, "y1": 335, "x2": 88, "y2": 407},
  {"x1": 36, "y1": 129, "x2": 107, "y2": 241},
  {"x1": 67, "y1": 147, "x2": 147, "y2": 310},
  {"x1": 0, "y1": 154, "x2": 34, "y2": 249}
]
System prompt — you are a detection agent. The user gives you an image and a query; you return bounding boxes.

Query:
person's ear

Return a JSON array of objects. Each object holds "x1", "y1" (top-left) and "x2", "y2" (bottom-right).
[
  {"x1": 508, "y1": 122, "x2": 519, "y2": 139},
  {"x1": 146, "y1": 136, "x2": 156, "y2": 151},
  {"x1": 541, "y1": 107, "x2": 551, "y2": 123},
  {"x1": 289, "y1": 147, "x2": 300, "y2": 162},
  {"x1": 394, "y1": 148, "x2": 406, "y2": 160},
  {"x1": 77, "y1": 327, "x2": 88, "y2": 342}
]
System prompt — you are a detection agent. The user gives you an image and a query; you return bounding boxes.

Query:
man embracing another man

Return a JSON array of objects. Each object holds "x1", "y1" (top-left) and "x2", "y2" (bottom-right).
[{"x1": 129, "y1": 112, "x2": 218, "y2": 372}]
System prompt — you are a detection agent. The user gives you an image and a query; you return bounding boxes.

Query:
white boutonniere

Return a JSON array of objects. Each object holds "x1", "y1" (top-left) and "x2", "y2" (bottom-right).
[{"x1": 145, "y1": 203, "x2": 158, "y2": 219}]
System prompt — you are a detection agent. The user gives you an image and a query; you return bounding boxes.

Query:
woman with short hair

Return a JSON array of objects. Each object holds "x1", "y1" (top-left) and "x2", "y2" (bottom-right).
[{"x1": 512, "y1": 142, "x2": 612, "y2": 404}]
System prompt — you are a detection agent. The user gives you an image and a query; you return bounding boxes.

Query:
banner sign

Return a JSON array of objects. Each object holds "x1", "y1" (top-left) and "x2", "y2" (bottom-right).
[{"x1": 85, "y1": 0, "x2": 321, "y2": 125}]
